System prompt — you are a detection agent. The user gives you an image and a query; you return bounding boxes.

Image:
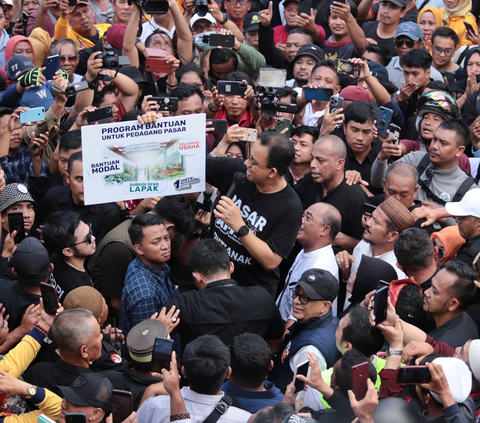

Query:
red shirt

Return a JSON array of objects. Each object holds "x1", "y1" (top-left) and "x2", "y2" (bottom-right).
[{"x1": 214, "y1": 107, "x2": 254, "y2": 128}]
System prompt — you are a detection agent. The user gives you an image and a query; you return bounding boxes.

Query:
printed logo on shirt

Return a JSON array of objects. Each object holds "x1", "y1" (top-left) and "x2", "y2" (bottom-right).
[
  {"x1": 281, "y1": 341, "x2": 291, "y2": 363},
  {"x1": 440, "y1": 192, "x2": 451, "y2": 202},
  {"x1": 110, "y1": 354, "x2": 122, "y2": 363},
  {"x1": 48, "y1": 273, "x2": 65, "y2": 300}
]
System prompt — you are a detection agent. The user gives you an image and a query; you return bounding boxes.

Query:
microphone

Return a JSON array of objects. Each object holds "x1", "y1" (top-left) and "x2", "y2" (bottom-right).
[{"x1": 225, "y1": 172, "x2": 247, "y2": 199}]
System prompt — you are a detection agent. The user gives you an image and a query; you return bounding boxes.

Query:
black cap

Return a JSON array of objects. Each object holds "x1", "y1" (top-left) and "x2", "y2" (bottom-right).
[
  {"x1": 295, "y1": 269, "x2": 339, "y2": 302},
  {"x1": 56, "y1": 374, "x2": 113, "y2": 413},
  {"x1": 13, "y1": 238, "x2": 50, "y2": 278},
  {"x1": 118, "y1": 66, "x2": 149, "y2": 86},
  {"x1": 243, "y1": 12, "x2": 260, "y2": 32},
  {"x1": 293, "y1": 44, "x2": 324, "y2": 63}
]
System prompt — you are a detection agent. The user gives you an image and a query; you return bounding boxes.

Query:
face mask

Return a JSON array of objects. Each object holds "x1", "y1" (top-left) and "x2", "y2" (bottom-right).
[{"x1": 194, "y1": 31, "x2": 216, "y2": 50}]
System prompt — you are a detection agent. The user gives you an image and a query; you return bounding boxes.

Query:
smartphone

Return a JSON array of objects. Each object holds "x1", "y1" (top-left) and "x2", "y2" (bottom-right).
[
  {"x1": 21, "y1": 11, "x2": 28, "y2": 34},
  {"x1": 363, "y1": 203, "x2": 376, "y2": 218},
  {"x1": 68, "y1": 0, "x2": 77, "y2": 6},
  {"x1": 298, "y1": 0, "x2": 312, "y2": 15},
  {"x1": 65, "y1": 414, "x2": 87, "y2": 423},
  {"x1": 145, "y1": 57, "x2": 174, "y2": 73},
  {"x1": 111, "y1": 390, "x2": 133, "y2": 423},
  {"x1": 242, "y1": 128, "x2": 257, "y2": 142},
  {"x1": 377, "y1": 280, "x2": 390, "y2": 289},
  {"x1": 329, "y1": 95, "x2": 344, "y2": 114},
  {"x1": 473, "y1": 252, "x2": 480, "y2": 279},
  {"x1": 20, "y1": 107, "x2": 45, "y2": 124},
  {"x1": 209, "y1": 119, "x2": 228, "y2": 135},
  {"x1": 150, "y1": 97, "x2": 179, "y2": 112},
  {"x1": 335, "y1": 59, "x2": 361, "y2": 77},
  {"x1": 389, "y1": 123, "x2": 400, "y2": 144},
  {"x1": 87, "y1": 105, "x2": 113, "y2": 124},
  {"x1": 258, "y1": 68, "x2": 287, "y2": 88},
  {"x1": 44, "y1": 53, "x2": 61, "y2": 80},
  {"x1": 373, "y1": 285, "x2": 389, "y2": 325},
  {"x1": 443, "y1": 70, "x2": 456, "y2": 87},
  {"x1": 276, "y1": 117, "x2": 291, "y2": 137},
  {"x1": 304, "y1": 87, "x2": 333, "y2": 102},
  {"x1": 8, "y1": 212, "x2": 25, "y2": 244},
  {"x1": 217, "y1": 81, "x2": 248, "y2": 96},
  {"x1": 209, "y1": 34, "x2": 235, "y2": 47},
  {"x1": 151, "y1": 337, "x2": 174, "y2": 373},
  {"x1": 351, "y1": 362, "x2": 369, "y2": 401},
  {"x1": 40, "y1": 282, "x2": 59, "y2": 316},
  {"x1": 395, "y1": 366, "x2": 431, "y2": 385},
  {"x1": 376, "y1": 106, "x2": 393, "y2": 138},
  {"x1": 293, "y1": 360, "x2": 309, "y2": 394},
  {"x1": 464, "y1": 21, "x2": 476, "y2": 36}
]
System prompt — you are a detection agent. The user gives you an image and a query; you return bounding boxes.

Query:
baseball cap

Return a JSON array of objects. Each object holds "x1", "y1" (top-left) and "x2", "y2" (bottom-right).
[
  {"x1": 57, "y1": 373, "x2": 113, "y2": 413},
  {"x1": 368, "y1": 61, "x2": 389, "y2": 83},
  {"x1": 2, "y1": 0, "x2": 13, "y2": 6},
  {"x1": 431, "y1": 357, "x2": 472, "y2": 404},
  {"x1": 63, "y1": 286, "x2": 105, "y2": 319},
  {"x1": 190, "y1": 13, "x2": 216, "y2": 28},
  {"x1": 106, "y1": 23, "x2": 126, "y2": 50},
  {"x1": 6, "y1": 55, "x2": 34, "y2": 81},
  {"x1": 380, "y1": 0, "x2": 408, "y2": 8},
  {"x1": 293, "y1": 44, "x2": 324, "y2": 63},
  {"x1": 243, "y1": 12, "x2": 260, "y2": 32},
  {"x1": 127, "y1": 319, "x2": 169, "y2": 363},
  {"x1": 445, "y1": 188, "x2": 480, "y2": 218},
  {"x1": 339, "y1": 85, "x2": 370, "y2": 102},
  {"x1": 13, "y1": 238, "x2": 50, "y2": 278},
  {"x1": 294, "y1": 269, "x2": 339, "y2": 302},
  {"x1": 395, "y1": 21, "x2": 423, "y2": 41},
  {"x1": 119, "y1": 66, "x2": 149, "y2": 86},
  {"x1": 0, "y1": 183, "x2": 35, "y2": 212}
]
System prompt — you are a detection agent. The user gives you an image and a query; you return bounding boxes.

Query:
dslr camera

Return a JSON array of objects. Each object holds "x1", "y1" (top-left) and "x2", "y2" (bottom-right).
[
  {"x1": 127, "y1": 0, "x2": 169, "y2": 14},
  {"x1": 256, "y1": 68, "x2": 297, "y2": 118},
  {"x1": 194, "y1": 0, "x2": 208, "y2": 16},
  {"x1": 98, "y1": 45, "x2": 120, "y2": 71}
]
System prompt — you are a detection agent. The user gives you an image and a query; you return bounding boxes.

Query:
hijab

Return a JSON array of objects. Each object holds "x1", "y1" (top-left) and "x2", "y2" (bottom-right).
[
  {"x1": 417, "y1": 6, "x2": 443, "y2": 29},
  {"x1": 442, "y1": 0, "x2": 474, "y2": 26}
]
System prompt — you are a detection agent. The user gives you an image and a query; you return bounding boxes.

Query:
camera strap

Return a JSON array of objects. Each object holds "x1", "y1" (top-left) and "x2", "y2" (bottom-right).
[{"x1": 202, "y1": 395, "x2": 233, "y2": 423}]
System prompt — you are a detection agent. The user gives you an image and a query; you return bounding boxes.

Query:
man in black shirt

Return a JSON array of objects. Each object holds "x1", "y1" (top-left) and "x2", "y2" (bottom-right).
[
  {"x1": 167, "y1": 239, "x2": 285, "y2": 352},
  {"x1": 285, "y1": 125, "x2": 319, "y2": 186},
  {"x1": 207, "y1": 131, "x2": 303, "y2": 297},
  {"x1": 42, "y1": 211, "x2": 95, "y2": 303}
]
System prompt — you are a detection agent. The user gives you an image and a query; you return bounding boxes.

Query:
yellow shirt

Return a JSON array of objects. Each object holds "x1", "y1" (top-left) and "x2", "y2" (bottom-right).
[{"x1": 54, "y1": 17, "x2": 111, "y2": 49}]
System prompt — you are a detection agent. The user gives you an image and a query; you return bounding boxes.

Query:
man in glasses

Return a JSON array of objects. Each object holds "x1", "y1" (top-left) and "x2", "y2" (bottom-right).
[
  {"x1": 430, "y1": 27, "x2": 466, "y2": 81},
  {"x1": 50, "y1": 38, "x2": 81, "y2": 85},
  {"x1": 41, "y1": 210, "x2": 96, "y2": 303},
  {"x1": 268, "y1": 268, "x2": 340, "y2": 402},
  {"x1": 224, "y1": 0, "x2": 251, "y2": 29}
]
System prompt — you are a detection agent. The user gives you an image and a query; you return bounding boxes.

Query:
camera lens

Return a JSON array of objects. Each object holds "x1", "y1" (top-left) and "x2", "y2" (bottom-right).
[{"x1": 195, "y1": 0, "x2": 208, "y2": 16}]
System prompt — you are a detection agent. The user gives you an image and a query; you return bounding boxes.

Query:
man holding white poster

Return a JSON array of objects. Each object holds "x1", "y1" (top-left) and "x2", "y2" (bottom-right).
[{"x1": 207, "y1": 131, "x2": 303, "y2": 298}]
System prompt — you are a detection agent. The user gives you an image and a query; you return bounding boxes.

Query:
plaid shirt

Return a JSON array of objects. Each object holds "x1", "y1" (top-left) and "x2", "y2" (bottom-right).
[
  {"x1": 0, "y1": 145, "x2": 49, "y2": 200},
  {"x1": 119, "y1": 257, "x2": 178, "y2": 335}
]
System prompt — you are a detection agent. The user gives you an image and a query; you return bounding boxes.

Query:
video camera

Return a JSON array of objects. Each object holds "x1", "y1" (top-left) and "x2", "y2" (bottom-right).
[
  {"x1": 256, "y1": 68, "x2": 297, "y2": 118},
  {"x1": 127, "y1": 0, "x2": 169, "y2": 14},
  {"x1": 52, "y1": 80, "x2": 90, "y2": 97}
]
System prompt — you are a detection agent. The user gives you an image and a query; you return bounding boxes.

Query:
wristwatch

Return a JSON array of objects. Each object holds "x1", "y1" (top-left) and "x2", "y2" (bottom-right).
[
  {"x1": 387, "y1": 348, "x2": 403, "y2": 357},
  {"x1": 26, "y1": 384, "x2": 37, "y2": 398},
  {"x1": 217, "y1": 13, "x2": 228, "y2": 25},
  {"x1": 190, "y1": 231, "x2": 201, "y2": 239},
  {"x1": 235, "y1": 225, "x2": 249, "y2": 237}
]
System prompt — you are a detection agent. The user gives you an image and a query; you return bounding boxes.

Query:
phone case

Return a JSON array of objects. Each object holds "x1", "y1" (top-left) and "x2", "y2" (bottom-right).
[
  {"x1": 298, "y1": 0, "x2": 312, "y2": 15},
  {"x1": 377, "y1": 107, "x2": 393, "y2": 138},
  {"x1": 304, "y1": 87, "x2": 333, "y2": 102},
  {"x1": 87, "y1": 106, "x2": 113, "y2": 124},
  {"x1": 210, "y1": 120, "x2": 228, "y2": 134},
  {"x1": 8, "y1": 212, "x2": 25, "y2": 244},
  {"x1": 329, "y1": 95, "x2": 344, "y2": 114},
  {"x1": 351, "y1": 362, "x2": 369, "y2": 400},
  {"x1": 44, "y1": 54, "x2": 61, "y2": 80},
  {"x1": 150, "y1": 97, "x2": 178, "y2": 112},
  {"x1": 242, "y1": 128, "x2": 258, "y2": 142},
  {"x1": 276, "y1": 118, "x2": 291, "y2": 137},
  {"x1": 217, "y1": 81, "x2": 248, "y2": 96},
  {"x1": 373, "y1": 285, "x2": 389, "y2": 325},
  {"x1": 209, "y1": 34, "x2": 235, "y2": 47},
  {"x1": 145, "y1": 57, "x2": 174, "y2": 74},
  {"x1": 20, "y1": 107, "x2": 45, "y2": 124},
  {"x1": 335, "y1": 60, "x2": 361, "y2": 77}
]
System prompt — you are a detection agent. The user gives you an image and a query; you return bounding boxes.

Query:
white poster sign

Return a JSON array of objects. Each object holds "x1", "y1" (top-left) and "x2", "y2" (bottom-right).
[{"x1": 81, "y1": 114, "x2": 206, "y2": 205}]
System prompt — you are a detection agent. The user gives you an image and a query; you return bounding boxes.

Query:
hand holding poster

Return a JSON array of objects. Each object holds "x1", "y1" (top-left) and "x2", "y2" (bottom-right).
[{"x1": 81, "y1": 114, "x2": 206, "y2": 205}]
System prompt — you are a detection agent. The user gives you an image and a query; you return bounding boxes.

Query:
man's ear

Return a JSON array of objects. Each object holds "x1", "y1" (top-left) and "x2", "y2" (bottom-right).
[
  {"x1": 269, "y1": 360, "x2": 274, "y2": 371},
  {"x1": 229, "y1": 261, "x2": 234, "y2": 275},
  {"x1": 65, "y1": 172, "x2": 71, "y2": 186},
  {"x1": 133, "y1": 243, "x2": 143, "y2": 256},
  {"x1": 419, "y1": 40, "x2": 425, "y2": 49},
  {"x1": 181, "y1": 366, "x2": 186, "y2": 378},
  {"x1": 91, "y1": 408, "x2": 104, "y2": 421},
  {"x1": 225, "y1": 366, "x2": 232, "y2": 380},
  {"x1": 448, "y1": 298, "x2": 460, "y2": 312},
  {"x1": 62, "y1": 247, "x2": 74, "y2": 257},
  {"x1": 455, "y1": 145, "x2": 465, "y2": 158},
  {"x1": 400, "y1": 8, "x2": 407, "y2": 18},
  {"x1": 387, "y1": 230, "x2": 399, "y2": 243}
]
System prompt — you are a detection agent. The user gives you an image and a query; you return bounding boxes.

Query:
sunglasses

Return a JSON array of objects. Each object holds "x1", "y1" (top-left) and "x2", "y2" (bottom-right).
[
  {"x1": 394, "y1": 39, "x2": 416, "y2": 48},
  {"x1": 67, "y1": 224, "x2": 93, "y2": 247}
]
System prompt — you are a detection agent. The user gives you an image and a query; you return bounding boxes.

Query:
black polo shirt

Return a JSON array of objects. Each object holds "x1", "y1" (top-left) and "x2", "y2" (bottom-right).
[
  {"x1": 36, "y1": 185, "x2": 121, "y2": 245},
  {"x1": 0, "y1": 280, "x2": 40, "y2": 333},
  {"x1": 294, "y1": 175, "x2": 367, "y2": 241},
  {"x1": 166, "y1": 279, "x2": 285, "y2": 351},
  {"x1": 25, "y1": 358, "x2": 94, "y2": 397},
  {"x1": 455, "y1": 235, "x2": 480, "y2": 266}
]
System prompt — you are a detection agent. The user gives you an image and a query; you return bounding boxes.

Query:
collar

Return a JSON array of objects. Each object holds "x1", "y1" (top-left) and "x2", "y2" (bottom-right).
[
  {"x1": 288, "y1": 309, "x2": 334, "y2": 334},
  {"x1": 134, "y1": 256, "x2": 170, "y2": 277},
  {"x1": 204, "y1": 278, "x2": 238, "y2": 289},
  {"x1": 180, "y1": 386, "x2": 226, "y2": 404},
  {"x1": 215, "y1": 107, "x2": 253, "y2": 127},
  {"x1": 55, "y1": 357, "x2": 94, "y2": 375},
  {"x1": 125, "y1": 366, "x2": 163, "y2": 386},
  {"x1": 223, "y1": 380, "x2": 280, "y2": 398},
  {"x1": 326, "y1": 37, "x2": 352, "y2": 46}
]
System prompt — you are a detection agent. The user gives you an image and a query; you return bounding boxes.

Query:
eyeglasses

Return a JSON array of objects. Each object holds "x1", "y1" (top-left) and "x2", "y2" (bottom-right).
[
  {"x1": 225, "y1": 0, "x2": 250, "y2": 4},
  {"x1": 60, "y1": 55, "x2": 78, "y2": 62},
  {"x1": 394, "y1": 38, "x2": 416, "y2": 48},
  {"x1": 454, "y1": 340, "x2": 472, "y2": 363},
  {"x1": 246, "y1": 155, "x2": 272, "y2": 168},
  {"x1": 290, "y1": 288, "x2": 311, "y2": 305},
  {"x1": 433, "y1": 239, "x2": 445, "y2": 262},
  {"x1": 67, "y1": 224, "x2": 93, "y2": 248},
  {"x1": 192, "y1": 23, "x2": 216, "y2": 33},
  {"x1": 433, "y1": 46, "x2": 454, "y2": 56}
]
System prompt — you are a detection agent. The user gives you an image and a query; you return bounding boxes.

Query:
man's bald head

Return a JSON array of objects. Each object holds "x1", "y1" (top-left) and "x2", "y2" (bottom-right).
[
  {"x1": 314, "y1": 135, "x2": 347, "y2": 160},
  {"x1": 384, "y1": 162, "x2": 419, "y2": 209},
  {"x1": 309, "y1": 203, "x2": 342, "y2": 241},
  {"x1": 385, "y1": 162, "x2": 418, "y2": 184}
]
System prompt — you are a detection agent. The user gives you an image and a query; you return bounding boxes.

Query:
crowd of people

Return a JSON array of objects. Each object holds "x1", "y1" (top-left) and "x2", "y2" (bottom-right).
[{"x1": 0, "y1": 0, "x2": 478, "y2": 421}]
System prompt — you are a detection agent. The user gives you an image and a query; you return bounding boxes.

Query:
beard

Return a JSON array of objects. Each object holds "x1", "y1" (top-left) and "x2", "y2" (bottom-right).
[{"x1": 295, "y1": 78, "x2": 308, "y2": 87}]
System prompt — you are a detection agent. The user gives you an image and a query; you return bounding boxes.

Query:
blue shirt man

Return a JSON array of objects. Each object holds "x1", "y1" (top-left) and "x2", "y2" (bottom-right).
[{"x1": 119, "y1": 214, "x2": 178, "y2": 334}]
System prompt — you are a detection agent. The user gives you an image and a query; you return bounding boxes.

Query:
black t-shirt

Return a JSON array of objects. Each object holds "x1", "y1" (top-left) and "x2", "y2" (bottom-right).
[
  {"x1": 49, "y1": 253, "x2": 93, "y2": 303},
  {"x1": 362, "y1": 21, "x2": 397, "y2": 57},
  {"x1": 0, "y1": 280, "x2": 40, "y2": 332},
  {"x1": 321, "y1": 38, "x2": 357, "y2": 60},
  {"x1": 294, "y1": 175, "x2": 367, "y2": 241},
  {"x1": 371, "y1": 3, "x2": 418, "y2": 23},
  {"x1": 206, "y1": 157, "x2": 303, "y2": 297}
]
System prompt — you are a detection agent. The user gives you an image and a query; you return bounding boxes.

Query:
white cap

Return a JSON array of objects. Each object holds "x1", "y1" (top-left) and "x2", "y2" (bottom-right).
[
  {"x1": 3, "y1": 0, "x2": 13, "y2": 6},
  {"x1": 190, "y1": 13, "x2": 216, "y2": 28},
  {"x1": 445, "y1": 188, "x2": 480, "y2": 218},
  {"x1": 468, "y1": 340, "x2": 480, "y2": 382},
  {"x1": 430, "y1": 357, "x2": 472, "y2": 404}
]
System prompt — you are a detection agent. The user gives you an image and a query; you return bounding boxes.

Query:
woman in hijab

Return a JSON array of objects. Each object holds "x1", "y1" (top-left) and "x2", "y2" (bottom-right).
[
  {"x1": 440, "y1": 0, "x2": 477, "y2": 48},
  {"x1": 417, "y1": 7, "x2": 442, "y2": 51},
  {"x1": 451, "y1": 46, "x2": 480, "y2": 113},
  {"x1": 339, "y1": 255, "x2": 398, "y2": 319}
]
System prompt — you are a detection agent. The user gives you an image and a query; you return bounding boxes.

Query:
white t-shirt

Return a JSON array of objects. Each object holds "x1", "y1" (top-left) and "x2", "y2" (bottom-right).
[{"x1": 140, "y1": 20, "x2": 175, "y2": 43}]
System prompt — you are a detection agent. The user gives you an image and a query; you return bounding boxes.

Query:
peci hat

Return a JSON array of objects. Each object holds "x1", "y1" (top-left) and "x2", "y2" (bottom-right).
[
  {"x1": 57, "y1": 374, "x2": 113, "y2": 413},
  {"x1": 127, "y1": 319, "x2": 169, "y2": 363},
  {"x1": 339, "y1": 86, "x2": 370, "y2": 102},
  {"x1": 190, "y1": 12, "x2": 216, "y2": 28},
  {"x1": 0, "y1": 183, "x2": 35, "y2": 212},
  {"x1": 395, "y1": 21, "x2": 423, "y2": 41},
  {"x1": 243, "y1": 12, "x2": 260, "y2": 32},
  {"x1": 12, "y1": 238, "x2": 50, "y2": 278},
  {"x1": 294, "y1": 269, "x2": 339, "y2": 302},
  {"x1": 63, "y1": 286, "x2": 105, "y2": 319},
  {"x1": 445, "y1": 188, "x2": 480, "y2": 218},
  {"x1": 6, "y1": 55, "x2": 34, "y2": 81},
  {"x1": 118, "y1": 66, "x2": 149, "y2": 86},
  {"x1": 293, "y1": 44, "x2": 324, "y2": 63},
  {"x1": 379, "y1": 196, "x2": 416, "y2": 233},
  {"x1": 368, "y1": 61, "x2": 389, "y2": 83},
  {"x1": 431, "y1": 357, "x2": 472, "y2": 404}
]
